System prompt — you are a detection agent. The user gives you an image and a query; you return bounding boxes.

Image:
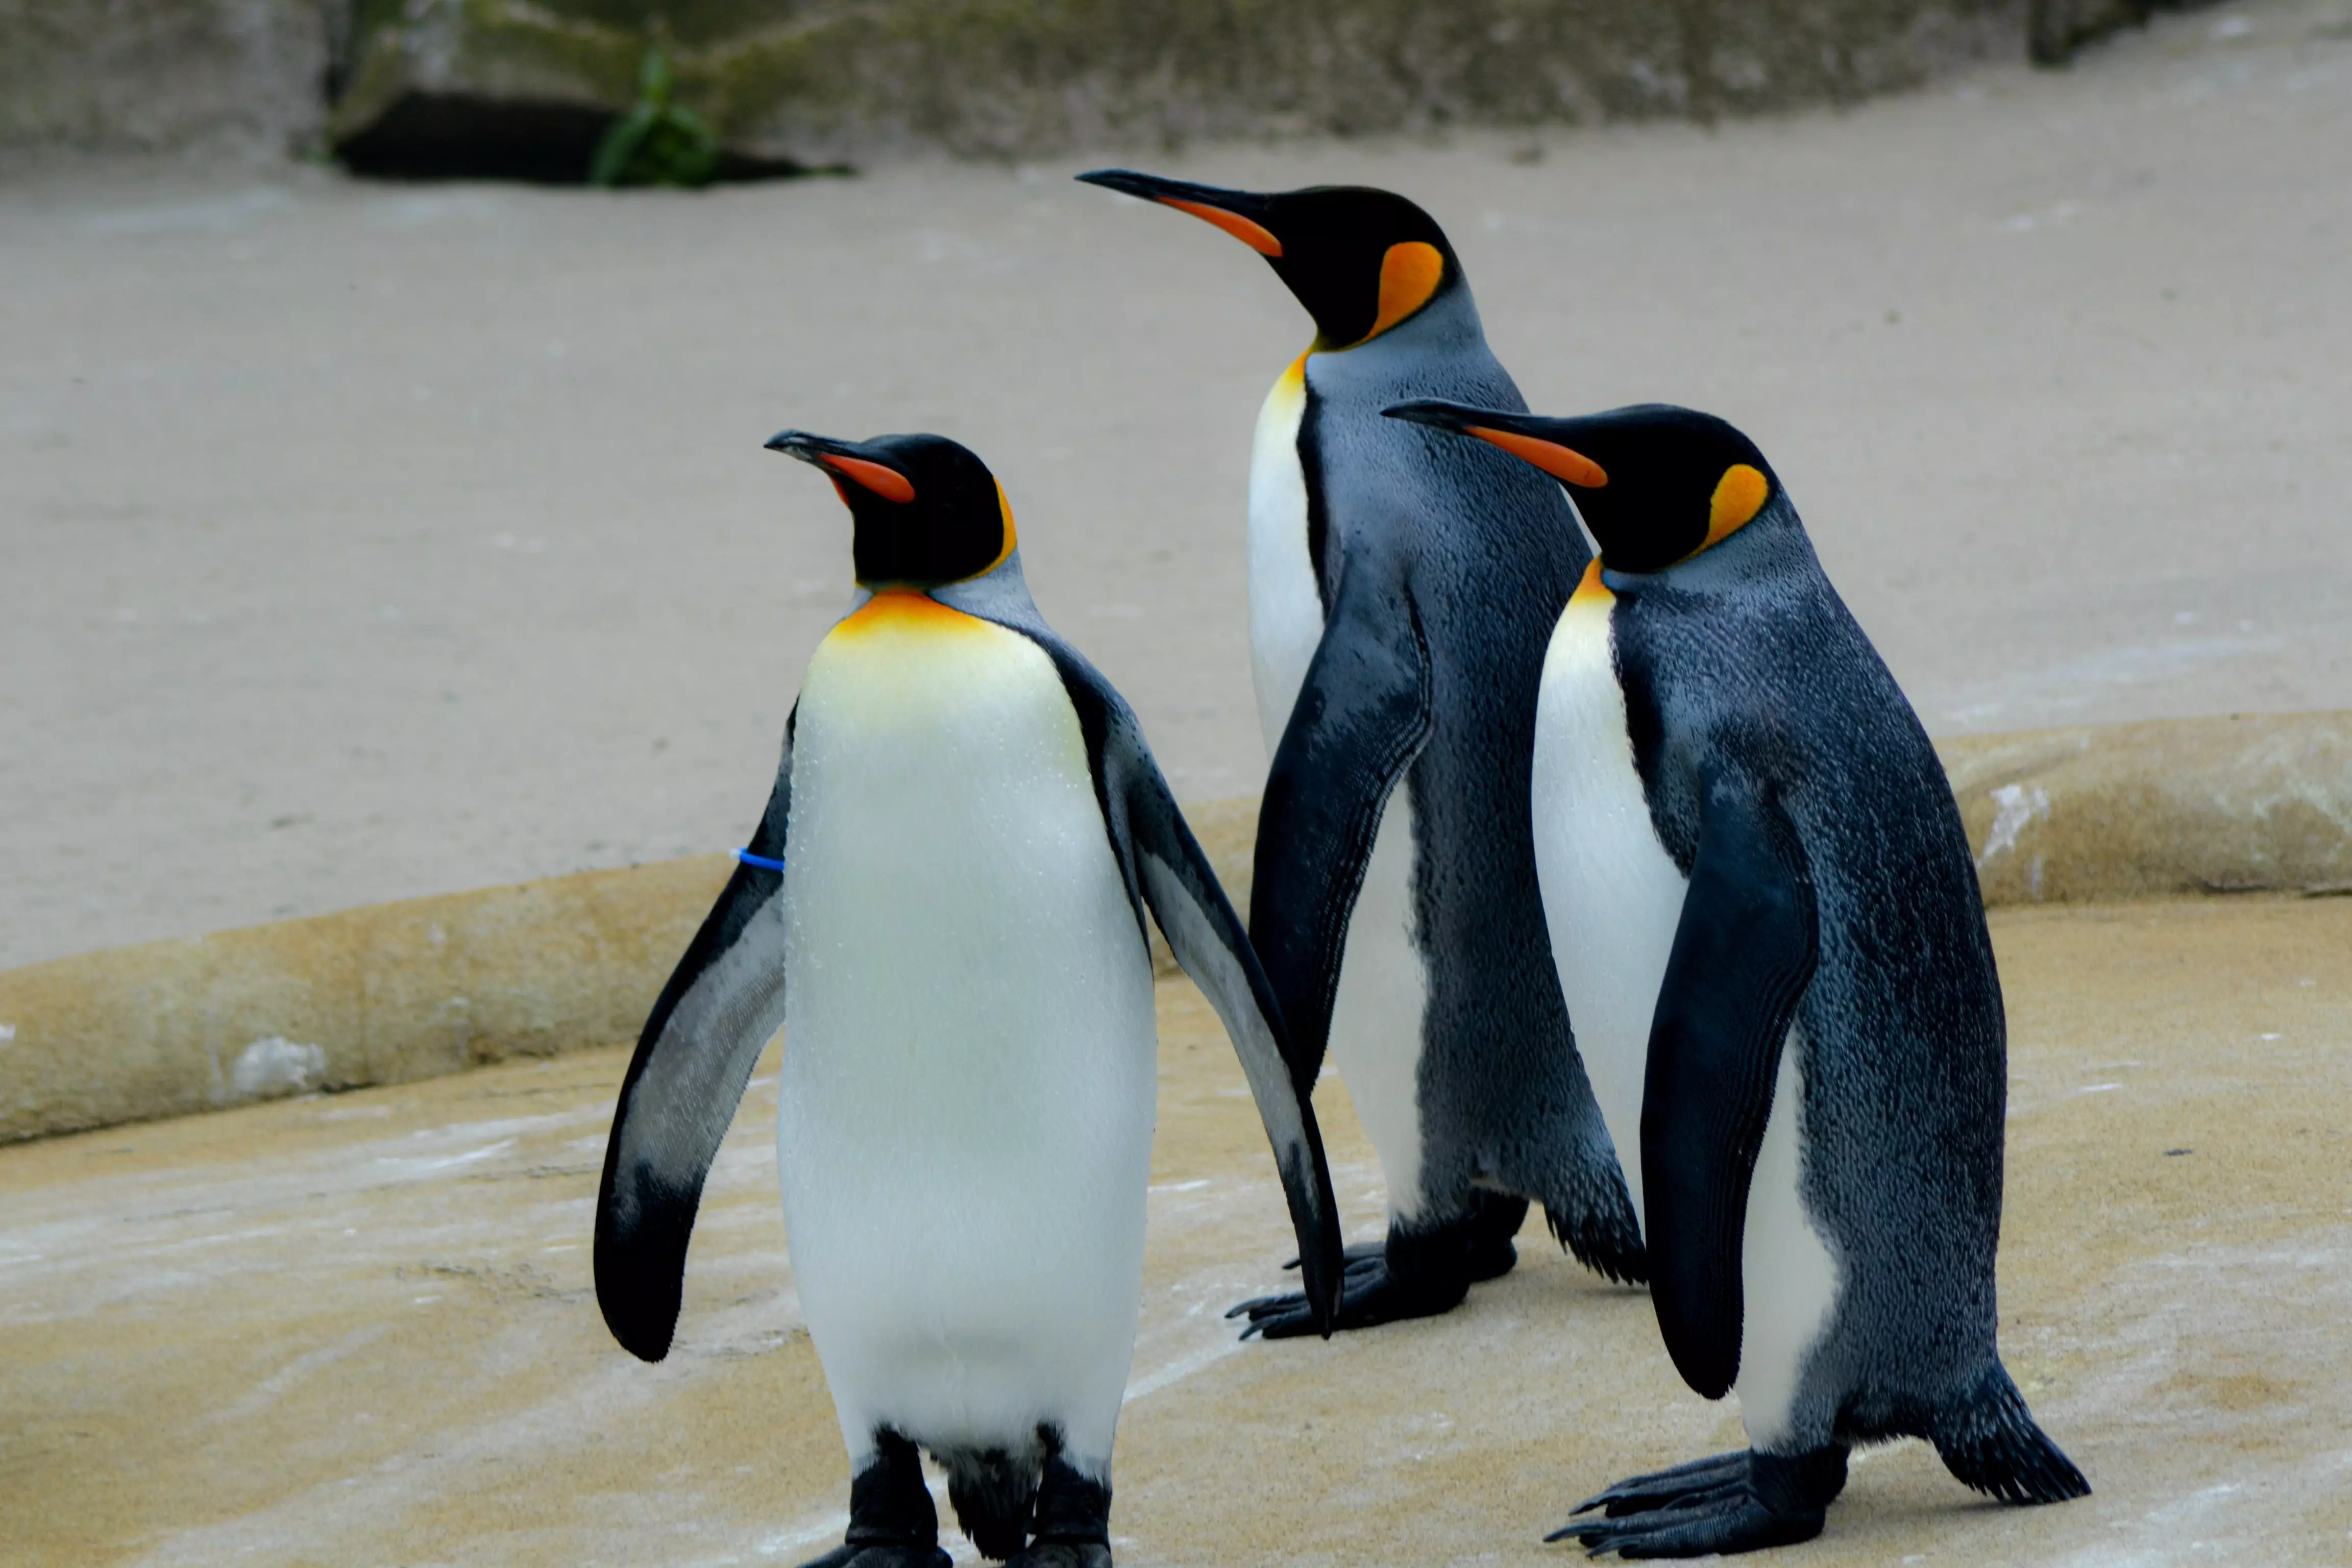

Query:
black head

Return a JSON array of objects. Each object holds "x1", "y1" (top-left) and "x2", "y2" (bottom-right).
[
  {"x1": 765, "y1": 430, "x2": 1016, "y2": 589},
  {"x1": 1076, "y1": 169, "x2": 1460, "y2": 350},
  {"x1": 1384, "y1": 401, "x2": 1779, "y2": 573}
]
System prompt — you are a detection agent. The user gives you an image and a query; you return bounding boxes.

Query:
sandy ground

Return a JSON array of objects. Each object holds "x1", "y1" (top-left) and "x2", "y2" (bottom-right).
[
  {"x1": 1, "y1": 893, "x2": 2347, "y2": 1565},
  {"x1": 2, "y1": 1, "x2": 2349, "y2": 971}
]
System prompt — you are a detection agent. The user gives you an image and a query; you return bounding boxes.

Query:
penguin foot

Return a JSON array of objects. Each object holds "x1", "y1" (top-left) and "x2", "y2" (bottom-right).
[
  {"x1": 1553, "y1": 1447, "x2": 1847, "y2": 1559},
  {"x1": 1229, "y1": 1250, "x2": 1470, "y2": 1338},
  {"x1": 1570, "y1": 1450, "x2": 1752, "y2": 1516},
  {"x1": 1236, "y1": 1194, "x2": 1531, "y2": 1337},
  {"x1": 1463, "y1": 1191, "x2": 1530, "y2": 1283},
  {"x1": 803, "y1": 1429, "x2": 950, "y2": 1568},
  {"x1": 1002, "y1": 1544, "x2": 1111, "y2": 1568},
  {"x1": 1003, "y1": 1450, "x2": 1112, "y2": 1566},
  {"x1": 794, "y1": 1547, "x2": 949, "y2": 1568}
]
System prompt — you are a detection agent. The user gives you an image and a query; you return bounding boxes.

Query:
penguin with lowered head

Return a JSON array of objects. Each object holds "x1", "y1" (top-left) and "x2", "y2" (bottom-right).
[
  {"x1": 1387, "y1": 398, "x2": 2091, "y2": 1556},
  {"x1": 595, "y1": 429, "x2": 1343, "y2": 1567},
  {"x1": 1076, "y1": 169, "x2": 1645, "y2": 1336}
]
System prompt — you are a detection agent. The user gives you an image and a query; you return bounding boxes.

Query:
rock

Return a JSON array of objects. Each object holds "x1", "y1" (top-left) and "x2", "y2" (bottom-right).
[
  {"x1": 320, "y1": 0, "x2": 2035, "y2": 174},
  {"x1": 0, "y1": 0, "x2": 325, "y2": 151}
]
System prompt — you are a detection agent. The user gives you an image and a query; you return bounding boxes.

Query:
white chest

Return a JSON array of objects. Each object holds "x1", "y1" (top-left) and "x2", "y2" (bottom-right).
[
  {"x1": 1247, "y1": 352, "x2": 1322, "y2": 757},
  {"x1": 1529, "y1": 576, "x2": 1841, "y2": 1437},
  {"x1": 1529, "y1": 575, "x2": 1688, "y2": 1233},
  {"x1": 774, "y1": 593, "x2": 1158, "y2": 1462}
]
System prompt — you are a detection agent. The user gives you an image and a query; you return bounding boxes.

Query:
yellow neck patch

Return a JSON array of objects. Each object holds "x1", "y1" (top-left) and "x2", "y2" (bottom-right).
[
  {"x1": 1567, "y1": 555, "x2": 1613, "y2": 606},
  {"x1": 833, "y1": 588, "x2": 982, "y2": 638},
  {"x1": 1698, "y1": 464, "x2": 1770, "y2": 554},
  {"x1": 1363, "y1": 241, "x2": 1445, "y2": 343}
]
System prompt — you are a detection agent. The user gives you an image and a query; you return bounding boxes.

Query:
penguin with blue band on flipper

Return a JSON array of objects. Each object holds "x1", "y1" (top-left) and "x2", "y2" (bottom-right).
[
  {"x1": 1074, "y1": 169, "x2": 1646, "y2": 1337},
  {"x1": 594, "y1": 429, "x2": 1343, "y2": 1568},
  {"x1": 1385, "y1": 398, "x2": 2090, "y2": 1556}
]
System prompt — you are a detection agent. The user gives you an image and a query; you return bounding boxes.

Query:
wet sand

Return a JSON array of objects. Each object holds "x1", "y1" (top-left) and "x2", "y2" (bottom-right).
[
  {"x1": 5, "y1": 1, "x2": 2351, "y2": 970},
  {"x1": 4, "y1": 894, "x2": 2347, "y2": 1565}
]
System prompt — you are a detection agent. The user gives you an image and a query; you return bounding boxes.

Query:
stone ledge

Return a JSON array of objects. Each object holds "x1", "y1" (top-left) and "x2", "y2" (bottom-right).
[{"x1": 3, "y1": 710, "x2": 2343, "y2": 1143}]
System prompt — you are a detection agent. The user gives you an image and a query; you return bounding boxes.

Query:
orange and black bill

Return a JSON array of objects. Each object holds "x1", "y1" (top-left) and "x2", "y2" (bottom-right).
[
  {"x1": 1074, "y1": 169, "x2": 1285, "y2": 256},
  {"x1": 1383, "y1": 400, "x2": 1609, "y2": 488}
]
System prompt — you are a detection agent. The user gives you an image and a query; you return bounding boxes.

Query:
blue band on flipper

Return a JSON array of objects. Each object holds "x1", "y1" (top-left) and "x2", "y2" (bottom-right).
[{"x1": 734, "y1": 848, "x2": 786, "y2": 872}]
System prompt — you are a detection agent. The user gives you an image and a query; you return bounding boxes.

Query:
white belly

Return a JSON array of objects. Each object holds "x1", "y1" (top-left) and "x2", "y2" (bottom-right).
[
  {"x1": 1247, "y1": 352, "x2": 1324, "y2": 758},
  {"x1": 1530, "y1": 577, "x2": 1684, "y2": 1231},
  {"x1": 1732, "y1": 1039, "x2": 1841, "y2": 1449},
  {"x1": 1247, "y1": 355, "x2": 1431, "y2": 1218},
  {"x1": 777, "y1": 594, "x2": 1157, "y2": 1472},
  {"x1": 1530, "y1": 576, "x2": 1838, "y2": 1438}
]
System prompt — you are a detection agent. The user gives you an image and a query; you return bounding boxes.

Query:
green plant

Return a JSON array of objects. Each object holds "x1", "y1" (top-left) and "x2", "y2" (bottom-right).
[{"x1": 589, "y1": 48, "x2": 721, "y2": 188}]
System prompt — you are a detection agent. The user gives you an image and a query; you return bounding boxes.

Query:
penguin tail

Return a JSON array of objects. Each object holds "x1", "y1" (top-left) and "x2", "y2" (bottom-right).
[
  {"x1": 1931, "y1": 1363, "x2": 2091, "y2": 1505},
  {"x1": 1545, "y1": 1178, "x2": 1649, "y2": 1286},
  {"x1": 943, "y1": 1443, "x2": 1043, "y2": 1561}
]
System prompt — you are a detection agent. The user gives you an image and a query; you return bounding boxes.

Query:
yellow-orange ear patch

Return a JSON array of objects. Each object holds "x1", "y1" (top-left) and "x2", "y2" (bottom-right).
[
  {"x1": 1702, "y1": 463, "x2": 1769, "y2": 550},
  {"x1": 819, "y1": 454, "x2": 916, "y2": 504},
  {"x1": 1467, "y1": 426, "x2": 1608, "y2": 488},
  {"x1": 981, "y1": 478, "x2": 1019, "y2": 576},
  {"x1": 1161, "y1": 198, "x2": 1283, "y2": 256},
  {"x1": 1366, "y1": 242, "x2": 1445, "y2": 340}
]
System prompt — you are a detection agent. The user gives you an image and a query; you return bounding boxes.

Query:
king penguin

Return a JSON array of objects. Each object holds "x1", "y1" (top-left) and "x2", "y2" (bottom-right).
[
  {"x1": 1387, "y1": 398, "x2": 2090, "y2": 1556},
  {"x1": 594, "y1": 429, "x2": 1342, "y2": 1568},
  {"x1": 1075, "y1": 169, "x2": 1645, "y2": 1335}
]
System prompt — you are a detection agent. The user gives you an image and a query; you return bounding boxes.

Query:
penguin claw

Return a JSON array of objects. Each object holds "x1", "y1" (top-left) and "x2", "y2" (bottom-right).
[
  {"x1": 1571, "y1": 1450, "x2": 1752, "y2": 1516},
  {"x1": 1555, "y1": 1449, "x2": 1845, "y2": 1557},
  {"x1": 1228, "y1": 1253, "x2": 1472, "y2": 1339},
  {"x1": 1551, "y1": 1492, "x2": 1823, "y2": 1559}
]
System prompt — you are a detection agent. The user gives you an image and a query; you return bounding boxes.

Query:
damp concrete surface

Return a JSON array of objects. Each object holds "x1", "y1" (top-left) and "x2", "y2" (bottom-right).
[{"x1": 3, "y1": 895, "x2": 2349, "y2": 1564}]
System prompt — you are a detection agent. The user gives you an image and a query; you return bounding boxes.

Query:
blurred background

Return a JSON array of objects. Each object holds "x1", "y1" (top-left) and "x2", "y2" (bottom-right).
[{"x1": 4, "y1": 0, "x2": 2348, "y2": 969}]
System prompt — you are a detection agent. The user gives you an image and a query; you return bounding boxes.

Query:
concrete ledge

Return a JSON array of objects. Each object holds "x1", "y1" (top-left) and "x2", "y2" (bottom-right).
[
  {"x1": 0, "y1": 855, "x2": 729, "y2": 1143},
  {"x1": 4, "y1": 711, "x2": 2345, "y2": 1143},
  {"x1": 1943, "y1": 711, "x2": 2352, "y2": 903}
]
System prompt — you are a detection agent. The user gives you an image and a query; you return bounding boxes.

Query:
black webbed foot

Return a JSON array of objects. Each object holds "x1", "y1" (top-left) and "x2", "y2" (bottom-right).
[
  {"x1": 1553, "y1": 1447, "x2": 1847, "y2": 1559},
  {"x1": 798, "y1": 1429, "x2": 951, "y2": 1568},
  {"x1": 1229, "y1": 1248, "x2": 1471, "y2": 1337},
  {"x1": 794, "y1": 1546, "x2": 950, "y2": 1568},
  {"x1": 1003, "y1": 1450, "x2": 1113, "y2": 1567},
  {"x1": 1572, "y1": 1449, "x2": 1751, "y2": 1517},
  {"x1": 1236, "y1": 1192, "x2": 1527, "y2": 1338}
]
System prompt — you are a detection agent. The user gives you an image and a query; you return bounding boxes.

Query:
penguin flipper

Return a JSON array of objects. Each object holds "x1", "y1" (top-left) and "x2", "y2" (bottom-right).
[
  {"x1": 594, "y1": 714, "x2": 796, "y2": 1363},
  {"x1": 1128, "y1": 777, "x2": 1346, "y2": 1333},
  {"x1": 1641, "y1": 769, "x2": 1818, "y2": 1401},
  {"x1": 1016, "y1": 628, "x2": 1345, "y2": 1335},
  {"x1": 1248, "y1": 567, "x2": 1434, "y2": 1079}
]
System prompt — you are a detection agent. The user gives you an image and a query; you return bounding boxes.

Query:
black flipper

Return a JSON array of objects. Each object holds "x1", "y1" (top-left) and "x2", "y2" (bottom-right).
[
  {"x1": 1641, "y1": 769, "x2": 1818, "y2": 1400},
  {"x1": 1019, "y1": 629, "x2": 1346, "y2": 1335},
  {"x1": 594, "y1": 710, "x2": 797, "y2": 1362},
  {"x1": 1247, "y1": 560, "x2": 1434, "y2": 1090}
]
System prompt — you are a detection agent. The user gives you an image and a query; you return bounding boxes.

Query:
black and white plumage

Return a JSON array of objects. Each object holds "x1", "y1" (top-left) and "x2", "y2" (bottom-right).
[
  {"x1": 595, "y1": 430, "x2": 1341, "y2": 1568},
  {"x1": 1389, "y1": 399, "x2": 2089, "y2": 1557},
  {"x1": 1077, "y1": 170, "x2": 1646, "y2": 1336}
]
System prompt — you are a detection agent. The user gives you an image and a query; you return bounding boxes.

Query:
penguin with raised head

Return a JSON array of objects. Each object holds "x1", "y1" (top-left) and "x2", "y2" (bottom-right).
[
  {"x1": 595, "y1": 429, "x2": 1343, "y2": 1568},
  {"x1": 1386, "y1": 398, "x2": 2090, "y2": 1555},
  {"x1": 1074, "y1": 169, "x2": 1645, "y2": 1335}
]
